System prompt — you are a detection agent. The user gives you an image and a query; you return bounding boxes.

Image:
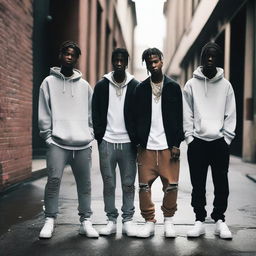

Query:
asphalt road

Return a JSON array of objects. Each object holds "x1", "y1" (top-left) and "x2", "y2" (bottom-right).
[{"x1": 0, "y1": 142, "x2": 256, "y2": 256}]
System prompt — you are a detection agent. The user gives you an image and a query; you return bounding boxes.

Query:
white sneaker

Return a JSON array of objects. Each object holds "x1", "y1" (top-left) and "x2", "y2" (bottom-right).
[
  {"x1": 164, "y1": 217, "x2": 176, "y2": 238},
  {"x1": 99, "y1": 221, "x2": 117, "y2": 236},
  {"x1": 215, "y1": 220, "x2": 232, "y2": 239},
  {"x1": 39, "y1": 217, "x2": 54, "y2": 239},
  {"x1": 122, "y1": 221, "x2": 137, "y2": 237},
  {"x1": 187, "y1": 221, "x2": 205, "y2": 238},
  {"x1": 136, "y1": 221, "x2": 155, "y2": 238},
  {"x1": 79, "y1": 220, "x2": 99, "y2": 238}
]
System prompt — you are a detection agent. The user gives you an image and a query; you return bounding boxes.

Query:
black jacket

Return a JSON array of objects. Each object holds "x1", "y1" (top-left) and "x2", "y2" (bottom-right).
[
  {"x1": 92, "y1": 77, "x2": 139, "y2": 144},
  {"x1": 133, "y1": 75, "x2": 184, "y2": 149}
]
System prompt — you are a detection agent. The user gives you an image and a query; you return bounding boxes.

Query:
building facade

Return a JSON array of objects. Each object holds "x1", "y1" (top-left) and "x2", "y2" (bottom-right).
[
  {"x1": 0, "y1": 0, "x2": 33, "y2": 190},
  {"x1": 0, "y1": 0, "x2": 137, "y2": 191},
  {"x1": 164, "y1": 0, "x2": 256, "y2": 163}
]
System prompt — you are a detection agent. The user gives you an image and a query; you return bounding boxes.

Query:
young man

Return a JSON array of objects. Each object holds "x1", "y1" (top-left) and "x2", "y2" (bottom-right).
[
  {"x1": 133, "y1": 48, "x2": 183, "y2": 238},
  {"x1": 92, "y1": 48, "x2": 139, "y2": 236},
  {"x1": 38, "y1": 41, "x2": 99, "y2": 238},
  {"x1": 183, "y1": 42, "x2": 236, "y2": 239}
]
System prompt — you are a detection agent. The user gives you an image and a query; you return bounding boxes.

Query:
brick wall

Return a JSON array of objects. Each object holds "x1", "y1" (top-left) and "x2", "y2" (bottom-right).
[{"x1": 0, "y1": 0, "x2": 33, "y2": 190}]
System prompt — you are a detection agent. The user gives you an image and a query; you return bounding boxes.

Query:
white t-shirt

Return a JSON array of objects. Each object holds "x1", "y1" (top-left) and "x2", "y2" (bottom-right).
[
  {"x1": 103, "y1": 83, "x2": 130, "y2": 143},
  {"x1": 147, "y1": 94, "x2": 168, "y2": 150}
]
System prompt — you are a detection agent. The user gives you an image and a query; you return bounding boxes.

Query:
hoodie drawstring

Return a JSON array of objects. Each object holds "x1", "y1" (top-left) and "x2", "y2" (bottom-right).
[
  {"x1": 62, "y1": 78, "x2": 75, "y2": 97},
  {"x1": 71, "y1": 80, "x2": 74, "y2": 97},
  {"x1": 113, "y1": 143, "x2": 123, "y2": 151},
  {"x1": 63, "y1": 79, "x2": 66, "y2": 94},
  {"x1": 193, "y1": 66, "x2": 224, "y2": 96},
  {"x1": 50, "y1": 67, "x2": 82, "y2": 97},
  {"x1": 204, "y1": 77, "x2": 207, "y2": 96}
]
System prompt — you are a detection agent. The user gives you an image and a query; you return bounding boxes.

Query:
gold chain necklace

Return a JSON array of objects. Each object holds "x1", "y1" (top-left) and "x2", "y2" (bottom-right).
[{"x1": 150, "y1": 78, "x2": 163, "y2": 103}]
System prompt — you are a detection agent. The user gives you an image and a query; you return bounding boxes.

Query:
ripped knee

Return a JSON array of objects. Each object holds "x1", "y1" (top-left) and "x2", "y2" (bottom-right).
[
  {"x1": 123, "y1": 184, "x2": 135, "y2": 193},
  {"x1": 139, "y1": 183, "x2": 150, "y2": 192},
  {"x1": 46, "y1": 177, "x2": 61, "y2": 197},
  {"x1": 165, "y1": 183, "x2": 178, "y2": 193},
  {"x1": 48, "y1": 177, "x2": 61, "y2": 187}
]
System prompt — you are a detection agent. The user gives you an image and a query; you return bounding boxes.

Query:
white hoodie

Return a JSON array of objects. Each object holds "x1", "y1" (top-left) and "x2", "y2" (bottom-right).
[
  {"x1": 183, "y1": 67, "x2": 236, "y2": 145},
  {"x1": 38, "y1": 67, "x2": 94, "y2": 149}
]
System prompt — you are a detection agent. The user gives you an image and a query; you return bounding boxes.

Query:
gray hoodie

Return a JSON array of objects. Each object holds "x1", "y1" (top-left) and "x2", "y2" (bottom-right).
[
  {"x1": 38, "y1": 67, "x2": 93, "y2": 149},
  {"x1": 183, "y1": 66, "x2": 236, "y2": 145}
]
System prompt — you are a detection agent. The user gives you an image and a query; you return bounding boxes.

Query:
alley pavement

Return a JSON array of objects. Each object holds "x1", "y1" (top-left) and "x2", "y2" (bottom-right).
[{"x1": 0, "y1": 142, "x2": 256, "y2": 256}]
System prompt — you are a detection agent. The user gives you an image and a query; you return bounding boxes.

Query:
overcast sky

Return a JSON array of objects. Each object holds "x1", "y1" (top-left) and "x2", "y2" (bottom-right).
[
  {"x1": 134, "y1": 0, "x2": 166, "y2": 49},
  {"x1": 133, "y1": 0, "x2": 166, "y2": 79}
]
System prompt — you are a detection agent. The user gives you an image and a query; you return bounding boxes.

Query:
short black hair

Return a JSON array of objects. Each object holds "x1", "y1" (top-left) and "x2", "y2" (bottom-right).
[
  {"x1": 111, "y1": 48, "x2": 129, "y2": 64},
  {"x1": 200, "y1": 42, "x2": 222, "y2": 64},
  {"x1": 60, "y1": 41, "x2": 81, "y2": 58},
  {"x1": 142, "y1": 48, "x2": 163, "y2": 63}
]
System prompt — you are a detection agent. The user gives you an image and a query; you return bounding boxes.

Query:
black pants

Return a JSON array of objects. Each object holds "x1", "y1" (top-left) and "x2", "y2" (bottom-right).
[{"x1": 187, "y1": 137, "x2": 230, "y2": 222}]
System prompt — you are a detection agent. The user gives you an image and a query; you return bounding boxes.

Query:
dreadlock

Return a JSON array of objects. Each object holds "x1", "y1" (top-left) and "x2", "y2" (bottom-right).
[
  {"x1": 111, "y1": 48, "x2": 129, "y2": 64},
  {"x1": 60, "y1": 41, "x2": 81, "y2": 58},
  {"x1": 142, "y1": 48, "x2": 163, "y2": 63}
]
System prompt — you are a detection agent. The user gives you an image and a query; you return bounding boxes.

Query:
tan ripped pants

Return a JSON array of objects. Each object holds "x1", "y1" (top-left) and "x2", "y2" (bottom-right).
[{"x1": 137, "y1": 148, "x2": 180, "y2": 222}]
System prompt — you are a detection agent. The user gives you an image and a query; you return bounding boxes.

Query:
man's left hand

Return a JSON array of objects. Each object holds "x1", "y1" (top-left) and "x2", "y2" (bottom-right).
[{"x1": 171, "y1": 146, "x2": 180, "y2": 161}]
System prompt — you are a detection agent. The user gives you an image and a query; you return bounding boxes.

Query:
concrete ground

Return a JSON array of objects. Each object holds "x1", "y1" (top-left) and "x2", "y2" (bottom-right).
[{"x1": 0, "y1": 142, "x2": 256, "y2": 256}]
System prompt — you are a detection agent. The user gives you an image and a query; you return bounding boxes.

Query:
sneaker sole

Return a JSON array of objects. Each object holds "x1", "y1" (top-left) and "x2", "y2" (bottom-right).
[
  {"x1": 99, "y1": 230, "x2": 116, "y2": 236},
  {"x1": 187, "y1": 231, "x2": 205, "y2": 238},
  {"x1": 39, "y1": 233, "x2": 53, "y2": 239},
  {"x1": 214, "y1": 231, "x2": 232, "y2": 240},
  {"x1": 165, "y1": 232, "x2": 176, "y2": 238},
  {"x1": 122, "y1": 231, "x2": 137, "y2": 237},
  {"x1": 136, "y1": 231, "x2": 155, "y2": 238},
  {"x1": 79, "y1": 228, "x2": 99, "y2": 238},
  {"x1": 122, "y1": 228, "x2": 137, "y2": 237}
]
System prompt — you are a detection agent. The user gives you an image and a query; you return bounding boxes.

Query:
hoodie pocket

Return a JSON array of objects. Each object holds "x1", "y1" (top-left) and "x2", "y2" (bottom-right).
[
  {"x1": 195, "y1": 118, "x2": 223, "y2": 139},
  {"x1": 52, "y1": 119, "x2": 93, "y2": 146}
]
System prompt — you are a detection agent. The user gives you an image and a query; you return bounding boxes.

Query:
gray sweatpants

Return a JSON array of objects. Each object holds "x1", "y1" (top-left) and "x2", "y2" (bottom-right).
[
  {"x1": 98, "y1": 140, "x2": 137, "y2": 223},
  {"x1": 44, "y1": 144, "x2": 92, "y2": 222}
]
